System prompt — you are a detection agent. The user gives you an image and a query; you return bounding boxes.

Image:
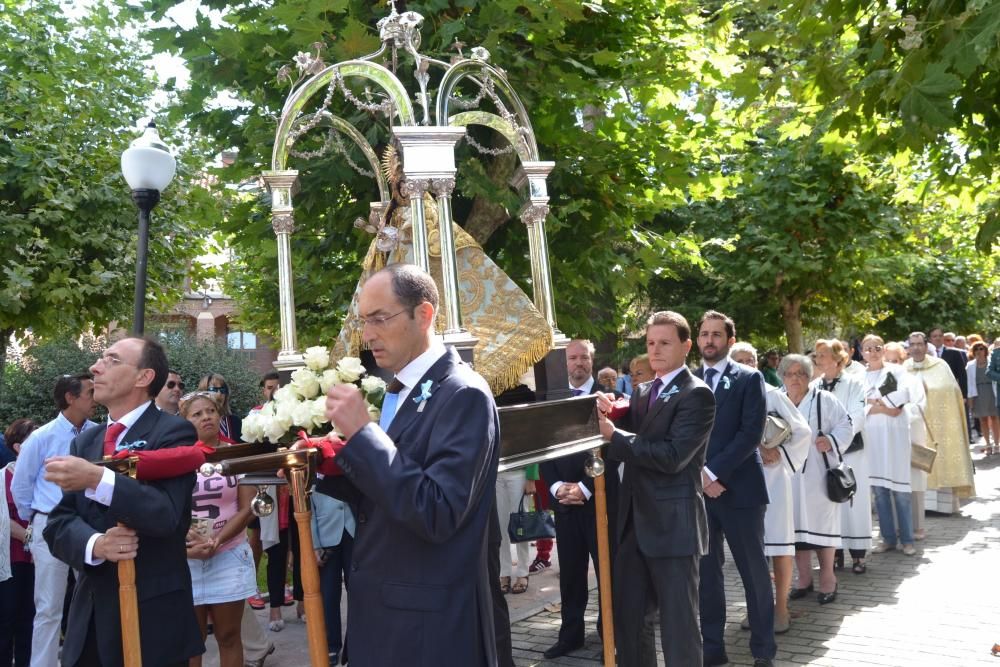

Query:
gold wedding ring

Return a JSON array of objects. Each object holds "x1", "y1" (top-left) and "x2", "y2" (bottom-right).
[{"x1": 119, "y1": 544, "x2": 125, "y2": 554}]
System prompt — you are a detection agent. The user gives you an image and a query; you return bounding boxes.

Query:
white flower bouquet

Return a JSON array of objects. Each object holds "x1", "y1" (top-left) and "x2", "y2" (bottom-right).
[{"x1": 242, "y1": 346, "x2": 386, "y2": 444}]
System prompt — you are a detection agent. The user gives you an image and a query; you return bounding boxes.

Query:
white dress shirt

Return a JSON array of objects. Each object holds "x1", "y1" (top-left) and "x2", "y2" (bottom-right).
[{"x1": 84, "y1": 401, "x2": 152, "y2": 565}]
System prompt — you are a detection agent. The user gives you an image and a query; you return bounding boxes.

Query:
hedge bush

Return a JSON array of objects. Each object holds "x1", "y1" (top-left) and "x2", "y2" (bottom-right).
[{"x1": 1, "y1": 332, "x2": 266, "y2": 430}]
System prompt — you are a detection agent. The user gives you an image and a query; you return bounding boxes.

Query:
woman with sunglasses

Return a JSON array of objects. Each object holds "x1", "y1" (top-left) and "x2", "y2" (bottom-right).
[
  {"x1": 197, "y1": 374, "x2": 243, "y2": 442},
  {"x1": 180, "y1": 392, "x2": 257, "y2": 667}
]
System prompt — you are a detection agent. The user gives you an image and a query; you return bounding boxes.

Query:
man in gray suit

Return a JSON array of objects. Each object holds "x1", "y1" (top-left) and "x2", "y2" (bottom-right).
[
  {"x1": 597, "y1": 310, "x2": 715, "y2": 667},
  {"x1": 316, "y1": 264, "x2": 501, "y2": 666}
]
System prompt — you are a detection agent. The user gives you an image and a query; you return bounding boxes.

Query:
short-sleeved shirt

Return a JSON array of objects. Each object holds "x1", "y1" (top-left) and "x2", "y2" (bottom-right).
[{"x1": 191, "y1": 472, "x2": 245, "y2": 553}]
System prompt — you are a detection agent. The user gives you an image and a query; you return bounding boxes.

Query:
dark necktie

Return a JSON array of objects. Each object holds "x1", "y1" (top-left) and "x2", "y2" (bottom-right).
[
  {"x1": 379, "y1": 378, "x2": 405, "y2": 431},
  {"x1": 704, "y1": 367, "x2": 718, "y2": 391},
  {"x1": 103, "y1": 422, "x2": 127, "y2": 457},
  {"x1": 646, "y1": 378, "x2": 663, "y2": 410},
  {"x1": 572, "y1": 388, "x2": 584, "y2": 396}
]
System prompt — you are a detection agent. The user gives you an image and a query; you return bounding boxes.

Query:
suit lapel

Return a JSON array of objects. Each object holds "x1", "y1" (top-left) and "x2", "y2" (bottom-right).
[
  {"x1": 386, "y1": 349, "x2": 455, "y2": 442},
  {"x1": 122, "y1": 404, "x2": 161, "y2": 448},
  {"x1": 712, "y1": 364, "x2": 738, "y2": 411},
  {"x1": 639, "y1": 369, "x2": 690, "y2": 431}
]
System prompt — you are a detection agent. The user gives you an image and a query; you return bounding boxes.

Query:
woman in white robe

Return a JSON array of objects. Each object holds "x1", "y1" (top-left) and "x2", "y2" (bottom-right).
[
  {"x1": 861, "y1": 334, "x2": 917, "y2": 556},
  {"x1": 813, "y1": 338, "x2": 870, "y2": 573},
  {"x1": 731, "y1": 344, "x2": 811, "y2": 633},
  {"x1": 781, "y1": 354, "x2": 854, "y2": 605}
]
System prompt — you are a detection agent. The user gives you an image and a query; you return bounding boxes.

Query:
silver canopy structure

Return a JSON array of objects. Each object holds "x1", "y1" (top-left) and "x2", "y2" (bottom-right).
[{"x1": 261, "y1": 2, "x2": 567, "y2": 375}]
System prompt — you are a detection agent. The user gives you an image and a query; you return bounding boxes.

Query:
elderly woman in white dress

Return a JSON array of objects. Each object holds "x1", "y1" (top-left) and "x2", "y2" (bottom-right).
[
  {"x1": 860, "y1": 334, "x2": 918, "y2": 556},
  {"x1": 813, "y1": 338, "x2": 869, "y2": 574},
  {"x1": 731, "y1": 343, "x2": 810, "y2": 634},
  {"x1": 781, "y1": 354, "x2": 854, "y2": 605}
]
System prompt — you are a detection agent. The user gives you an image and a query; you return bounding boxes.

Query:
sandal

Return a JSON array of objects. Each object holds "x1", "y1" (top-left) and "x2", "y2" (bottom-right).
[
  {"x1": 499, "y1": 576, "x2": 511, "y2": 594},
  {"x1": 852, "y1": 559, "x2": 866, "y2": 575},
  {"x1": 511, "y1": 577, "x2": 529, "y2": 594}
]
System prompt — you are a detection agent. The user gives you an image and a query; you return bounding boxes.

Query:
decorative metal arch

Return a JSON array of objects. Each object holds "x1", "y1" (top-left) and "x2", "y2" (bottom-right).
[{"x1": 262, "y1": 5, "x2": 563, "y2": 372}]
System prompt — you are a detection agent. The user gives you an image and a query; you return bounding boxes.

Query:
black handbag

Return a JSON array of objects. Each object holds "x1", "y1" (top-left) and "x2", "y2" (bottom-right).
[
  {"x1": 507, "y1": 493, "x2": 556, "y2": 543},
  {"x1": 816, "y1": 389, "x2": 857, "y2": 503}
]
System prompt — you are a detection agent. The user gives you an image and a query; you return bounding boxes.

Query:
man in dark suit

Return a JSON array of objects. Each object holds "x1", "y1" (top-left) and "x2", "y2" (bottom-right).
[
  {"x1": 539, "y1": 339, "x2": 619, "y2": 659},
  {"x1": 597, "y1": 310, "x2": 715, "y2": 666},
  {"x1": 317, "y1": 264, "x2": 500, "y2": 666},
  {"x1": 930, "y1": 328, "x2": 968, "y2": 397},
  {"x1": 42, "y1": 336, "x2": 203, "y2": 667},
  {"x1": 694, "y1": 310, "x2": 774, "y2": 667}
]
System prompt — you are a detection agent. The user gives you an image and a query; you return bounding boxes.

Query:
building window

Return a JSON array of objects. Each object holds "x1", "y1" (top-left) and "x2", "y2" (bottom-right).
[{"x1": 228, "y1": 331, "x2": 257, "y2": 351}]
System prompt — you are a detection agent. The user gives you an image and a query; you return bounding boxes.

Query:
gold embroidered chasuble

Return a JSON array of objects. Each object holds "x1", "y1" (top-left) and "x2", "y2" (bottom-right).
[{"x1": 903, "y1": 357, "x2": 976, "y2": 498}]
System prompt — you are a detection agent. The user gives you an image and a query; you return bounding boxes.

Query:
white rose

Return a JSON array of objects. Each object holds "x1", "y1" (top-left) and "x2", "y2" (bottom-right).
[
  {"x1": 366, "y1": 404, "x2": 381, "y2": 423},
  {"x1": 303, "y1": 346, "x2": 331, "y2": 372},
  {"x1": 311, "y1": 396, "x2": 329, "y2": 428},
  {"x1": 319, "y1": 369, "x2": 342, "y2": 393},
  {"x1": 336, "y1": 357, "x2": 366, "y2": 383},
  {"x1": 264, "y1": 415, "x2": 290, "y2": 442},
  {"x1": 290, "y1": 368, "x2": 321, "y2": 399},
  {"x1": 291, "y1": 401, "x2": 317, "y2": 430},
  {"x1": 361, "y1": 375, "x2": 386, "y2": 394},
  {"x1": 242, "y1": 413, "x2": 266, "y2": 442},
  {"x1": 273, "y1": 386, "x2": 297, "y2": 405},
  {"x1": 273, "y1": 399, "x2": 296, "y2": 428}
]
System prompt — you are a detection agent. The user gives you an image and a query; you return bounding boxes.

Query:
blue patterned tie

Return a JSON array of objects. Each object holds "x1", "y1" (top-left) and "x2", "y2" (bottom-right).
[
  {"x1": 379, "y1": 378, "x2": 405, "y2": 431},
  {"x1": 704, "y1": 367, "x2": 718, "y2": 391}
]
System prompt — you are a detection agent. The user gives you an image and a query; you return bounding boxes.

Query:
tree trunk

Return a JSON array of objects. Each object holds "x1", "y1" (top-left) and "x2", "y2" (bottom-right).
[
  {"x1": 0, "y1": 328, "x2": 12, "y2": 410},
  {"x1": 463, "y1": 141, "x2": 519, "y2": 246},
  {"x1": 780, "y1": 298, "x2": 804, "y2": 353}
]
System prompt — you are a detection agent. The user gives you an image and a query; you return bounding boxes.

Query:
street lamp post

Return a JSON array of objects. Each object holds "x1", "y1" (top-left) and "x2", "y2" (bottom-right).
[{"x1": 120, "y1": 122, "x2": 176, "y2": 335}]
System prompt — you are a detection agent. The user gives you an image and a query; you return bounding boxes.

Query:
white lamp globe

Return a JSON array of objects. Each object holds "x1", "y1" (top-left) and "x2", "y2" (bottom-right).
[{"x1": 120, "y1": 122, "x2": 176, "y2": 191}]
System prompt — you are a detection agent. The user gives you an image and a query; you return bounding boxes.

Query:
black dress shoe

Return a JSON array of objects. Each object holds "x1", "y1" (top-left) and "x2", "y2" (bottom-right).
[
  {"x1": 543, "y1": 641, "x2": 583, "y2": 659},
  {"x1": 703, "y1": 653, "x2": 729, "y2": 666},
  {"x1": 817, "y1": 585, "x2": 838, "y2": 605},
  {"x1": 753, "y1": 659, "x2": 775, "y2": 667},
  {"x1": 788, "y1": 582, "x2": 814, "y2": 600}
]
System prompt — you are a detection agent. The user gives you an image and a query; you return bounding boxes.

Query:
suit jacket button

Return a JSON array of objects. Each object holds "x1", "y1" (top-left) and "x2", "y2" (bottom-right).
[
  {"x1": 351, "y1": 563, "x2": 358, "y2": 572},
  {"x1": 358, "y1": 512, "x2": 366, "y2": 524}
]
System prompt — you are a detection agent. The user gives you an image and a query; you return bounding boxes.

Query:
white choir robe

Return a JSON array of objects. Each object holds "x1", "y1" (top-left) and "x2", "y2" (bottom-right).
[
  {"x1": 791, "y1": 388, "x2": 854, "y2": 548},
  {"x1": 812, "y1": 373, "x2": 870, "y2": 552},
  {"x1": 762, "y1": 386, "x2": 812, "y2": 557}
]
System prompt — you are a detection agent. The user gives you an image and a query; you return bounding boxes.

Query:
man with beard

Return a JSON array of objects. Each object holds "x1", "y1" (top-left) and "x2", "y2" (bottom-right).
[
  {"x1": 694, "y1": 311, "x2": 774, "y2": 667},
  {"x1": 903, "y1": 332, "x2": 975, "y2": 514},
  {"x1": 540, "y1": 339, "x2": 619, "y2": 659}
]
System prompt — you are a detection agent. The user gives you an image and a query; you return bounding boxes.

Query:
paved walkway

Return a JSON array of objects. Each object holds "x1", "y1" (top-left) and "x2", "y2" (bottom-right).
[{"x1": 209, "y1": 441, "x2": 1000, "y2": 666}]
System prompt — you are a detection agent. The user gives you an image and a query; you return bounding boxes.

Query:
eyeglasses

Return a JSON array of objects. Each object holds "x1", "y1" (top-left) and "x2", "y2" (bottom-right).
[
  {"x1": 358, "y1": 309, "x2": 410, "y2": 328},
  {"x1": 166, "y1": 380, "x2": 186, "y2": 391},
  {"x1": 862, "y1": 346, "x2": 884, "y2": 353},
  {"x1": 95, "y1": 353, "x2": 134, "y2": 367},
  {"x1": 784, "y1": 371, "x2": 810, "y2": 379},
  {"x1": 206, "y1": 385, "x2": 229, "y2": 395}
]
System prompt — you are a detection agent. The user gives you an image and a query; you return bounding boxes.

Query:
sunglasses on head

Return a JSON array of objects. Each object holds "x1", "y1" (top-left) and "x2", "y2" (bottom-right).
[{"x1": 166, "y1": 380, "x2": 186, "y2": 390}]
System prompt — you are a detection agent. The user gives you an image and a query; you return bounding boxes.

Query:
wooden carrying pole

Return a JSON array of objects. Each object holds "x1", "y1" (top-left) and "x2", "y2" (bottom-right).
[
  {"x1": 287, "y1": 466, "x2": 330, "y2": 667},
  {"x1": 118, "y1": 521, "x2": 143, "y2": 667},
  {"x1": 589, "y1": 447, "x2": 615, "y2": 667}
]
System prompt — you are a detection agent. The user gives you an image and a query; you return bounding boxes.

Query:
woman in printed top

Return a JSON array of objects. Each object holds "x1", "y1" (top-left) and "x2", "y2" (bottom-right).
[
  {"x1": 197, "y1": 373, "x2": 243, "y2": 442},
  {"x1": 180, "y1": 392, "x2": 257, "y2": 667}
]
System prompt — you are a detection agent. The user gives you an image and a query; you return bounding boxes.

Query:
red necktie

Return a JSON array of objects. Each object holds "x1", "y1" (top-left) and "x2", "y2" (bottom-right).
[{"x1": 103, "y1": 422, "x2": 127, "y2": 457}]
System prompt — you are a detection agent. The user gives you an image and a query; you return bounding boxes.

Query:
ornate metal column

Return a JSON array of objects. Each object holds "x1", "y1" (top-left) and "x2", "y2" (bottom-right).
[
  {"x1": 393, "y1": 126, "x2": 476, "y2": 356},
  {"x1": 511, "y1": 161, "x2": 565, "y2": 346},
  {"x1": 261, "y1": 170, "x2": 304, "y2": 372}
]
